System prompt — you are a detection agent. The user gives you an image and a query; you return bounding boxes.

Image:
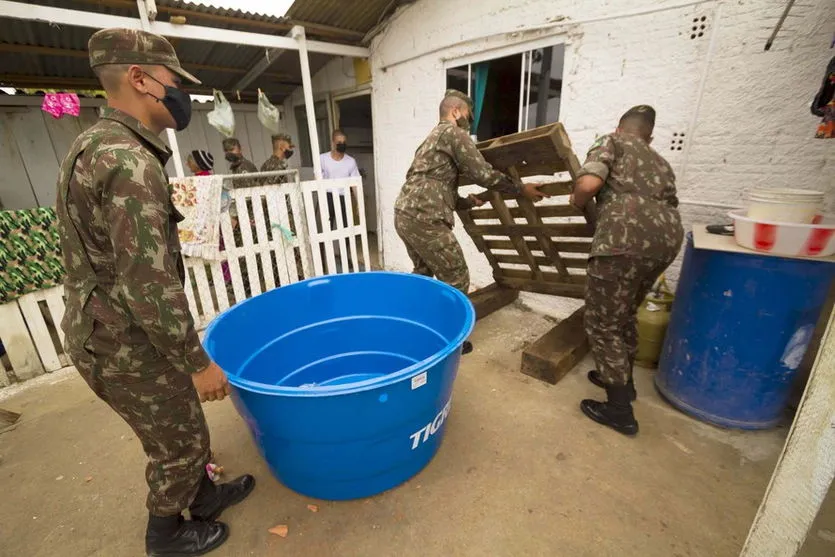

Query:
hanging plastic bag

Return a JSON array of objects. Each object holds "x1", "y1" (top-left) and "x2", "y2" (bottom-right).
[
  {"x1": 206, "y1": 90, "x2": 235, "y2": 138},
  {"x1": 257, "y1": 89, "x2": 281, "y2": 133}
]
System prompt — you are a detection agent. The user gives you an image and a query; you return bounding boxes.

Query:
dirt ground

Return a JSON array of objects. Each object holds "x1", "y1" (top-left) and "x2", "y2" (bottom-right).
[{"x1": 1, "y1": 304, "x2": 833, "y2": 557}]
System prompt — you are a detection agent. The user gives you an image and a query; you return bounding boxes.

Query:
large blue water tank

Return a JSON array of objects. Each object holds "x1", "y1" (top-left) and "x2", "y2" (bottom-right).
[
  {"x1": 203, "y1": 271, "x2": 475, "y2": 500},
  {"x1": 656, "y1": 234, "x2": 834, "y2": 429}
]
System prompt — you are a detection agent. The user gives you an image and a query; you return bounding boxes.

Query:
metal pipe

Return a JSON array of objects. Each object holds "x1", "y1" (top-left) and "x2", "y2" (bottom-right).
[
  {"x1": 535, "y1": 47, "x2": 553, "y2": 126},
  {"x1": 517, "y1": 51, "x2": 526, "y2": 132},
  {"x1": 524, "y1": 48, "x2": 533, "y2": 130}
]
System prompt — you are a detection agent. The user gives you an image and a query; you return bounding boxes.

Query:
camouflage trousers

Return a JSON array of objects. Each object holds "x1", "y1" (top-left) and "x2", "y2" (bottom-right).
[
  {"x1": 584, "y1": 255, "x2": 672, "y2": 386},
  {"x1": 394, "y1": 211, "x2": 469, "y2": 293},
  {"x1": 73, "y1": 351, "x2": 210, "y2": 516}
]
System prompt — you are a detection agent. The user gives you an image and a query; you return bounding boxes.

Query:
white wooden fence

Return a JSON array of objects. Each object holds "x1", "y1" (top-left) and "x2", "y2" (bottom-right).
[{"x1": 0, "y1": 177, "x2": 368, "y2": 386}]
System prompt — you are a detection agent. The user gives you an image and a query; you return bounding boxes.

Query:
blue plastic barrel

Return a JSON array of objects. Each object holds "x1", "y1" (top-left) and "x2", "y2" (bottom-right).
[
  {"x1": 203, "y1": 271, "x2": 475, "y2": 500},
  {"x1": 656, "y1": 234, "x2": 835, "y2": 429}
]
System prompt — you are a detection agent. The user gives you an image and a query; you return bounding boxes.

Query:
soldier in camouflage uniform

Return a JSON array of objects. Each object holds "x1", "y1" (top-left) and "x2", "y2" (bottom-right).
[
  {"x1": 221, "y1": 137, "x2": 259, "y2": 188},
  {"x1": 570, "y1": 105, "x2": 684, "y2": 436},
  {"x1": 394, "y1": 90, "x2": 548, "y2": 353},
  {"x1": 56, "y1": 28, "x2": 255, "y2": 556},
  {"x1": 260, "y1": 133, "x2": 294, "y2": 183}
]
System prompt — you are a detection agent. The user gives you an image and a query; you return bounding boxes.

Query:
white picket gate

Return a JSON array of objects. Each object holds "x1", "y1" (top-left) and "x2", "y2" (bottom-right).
[{"x1": 0, "y1": 177, "x2": 370, "y2": 386}]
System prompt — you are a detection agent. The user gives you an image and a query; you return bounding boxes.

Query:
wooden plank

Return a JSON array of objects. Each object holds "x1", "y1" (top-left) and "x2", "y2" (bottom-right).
[
  {"x1": 551, "y1": 124, "x2": 597, "y2": 232},
  {"x1": 265, "y1": 189, "x2": 292, "y2": 286},
  {"x1": 250, "y1": 192, "x2": 276, "y2": 290},
  {"x1": 467, "y1": 283, "x2": 519, "y2": 321},
  {"x1": 192, "y1": 262, "x2": 216, "y2": 323},
  {"x1": 488, "y1": 186, "x2": 543, "y2": 281},
  {"x1": 457, "y1": 208, "x2": 502, "y2": 273},
  {"x1": 0, "y1": 300, "x2": 44, "y2": 381},
  {"x1": 497, "y1": 276, "x2": 586, "y2": 299},
  {"x1": 0, "y1": 112, "x2": 39, "y2": 209},
  {"x1": 17, "y1": 293, "x2": 61, "y2": 371},
  {"x1": 498, "y1": 267, "x2": 586, "y2": 284},
  {"x1": 495, "y1": 253, "x2": 587, "y2": 268},
  {"x1": 521, "y1": 306, "x2": 589, "y2": 385},
  {"x1": 316, "y1": 186, "x2": 338, "y2": 275},
  {"x1": 352, "y1": 180, "x2": 372, "y2": 273},
  {"x1": 235, "y1": 192, "x2": 262, "y2": 295},
  {"x1": 343, "y1": 184, "x2": 361, "y2": 272},
  {"x1": 8, "y1": 110, "x2": 62, "y2": 206},
  {"x1": 293, "y1": 186, "x2": 315, "y2": 279},
  {"x1": 484, "y1": 238, "x2": 591, "y2": 253},
  {"x1": 474, "y1": 180, "x2": 573, "y2": 198},
  {"x1": 476, "y1": 123, "x2": 571, "y2": 178},
  {"x1": 219, "y1": 215, "x2": 246, "y2": 303},
  {"x1": 182, "y1": 265, "x2": 201, "y2": 324},
  {"x1": 43, "y1": 286, "x2": 66, "y2": 349},
  {"x1": 302, "y1": 182, "x2": 325, "y2": 277},
  {"x1": 208, "y1": 261, "x2": 230, "y2": 312},
  {"x1": 470, "y1": 223, "x2": 594, "y2": 238},
  {"x1": 470, "y1": 203, "x2": 581, "y2": 221}
]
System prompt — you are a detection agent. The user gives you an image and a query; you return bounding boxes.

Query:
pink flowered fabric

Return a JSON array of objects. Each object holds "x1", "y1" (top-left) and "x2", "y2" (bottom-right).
[{"x1": 41, "y1": 93, "x2": 80, "y2": 119}]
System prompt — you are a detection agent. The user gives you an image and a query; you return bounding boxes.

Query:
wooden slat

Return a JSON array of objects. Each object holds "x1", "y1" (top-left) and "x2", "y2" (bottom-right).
[
  {"x1": 316, "y1": 187, "x2": 338, "y2": 275},
  {"x1": 551, "y1": 124, "x2": 597, "y2": 231},
  {"x1": 235, "y1": 193, "x2": 262, "y2": 295},
  {"x1": 182, "y1": 265, "x2": 201, "y2": 323},
  {"x1": 343, "y1": 185, "x2": 361, "y2": 272},
  {"x1": 0, "y1": 301, "x2": 43, "y2": 382},
  {"x1": 265, "y1": 189, "x2": 292, "y2": 286},
  {"x1": 16, "y1": 293, "x2": 61, "y2": 372},
  {"x1": 497, "y1": 267, "x2": 586, "y2": 284},
  {"x1": 470, "y1": 223, "x2": 593, "y2": 238},
  {"x1": 43, "y1": 287, "x2": 66, "y2": 349},
  {"x1": 192, "y1": 262, "x2": 215, "y2": 323},
  {"x1": 512, "y1": 172, "x2": 572, "y2": 278},
  {"x1": 481, "y1": 180, "x2": 573, "y2": 198},
  {"x1": 477, "y1": 123, "x2": 571, "y2": 178},
  {"x1": 352, "y1": 182, "x2": 373, "y2": 272},
  {"x1": 251, "y1": 193, "x2": 276, "y2": 291},
  {"x1": 208, "y1": 261, "x2": 230, "y2": 312},
  {"x1": 219, "y1": 215, "x2": 246, "y2": 303},
  {"x1": 495, "y1": 253, "x2": 587, "y2": 268},
  {"x1": 484, "y1": 238, "x2": 592, "y2": 253},
  {"x1": 291, "y1": 185, "x2": 314, "y2": 279},
  {"x1": 497, "y1": 276, "x2": 586, "y2": 299},
  {"x1": 488, "y1": 184, "x2": 544, "y2": 281},
  {"x1": 470, "y1": 203, "x2": 581, "y2": 221},
  {"x1": 521, "y1": 306, "x2": 589, "y2": 385}
]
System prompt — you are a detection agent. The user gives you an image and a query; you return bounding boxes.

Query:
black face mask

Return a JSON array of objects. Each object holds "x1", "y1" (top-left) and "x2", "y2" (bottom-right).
[
  {"x1": 335, "y1": 143, "x2": 347, "y2": 154},
  {"x1": 225, "y1": 152, "x2": 241, "y2": 163},
  {"x1": 284, "y1": 149, "x2": 294, "y2": 159},
  {"x1": 143, "y1": 73, "x2": 192, "y2": 131}
]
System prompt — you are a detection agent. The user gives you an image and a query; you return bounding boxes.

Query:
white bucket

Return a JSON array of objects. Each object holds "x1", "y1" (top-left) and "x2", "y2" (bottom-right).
[{"x1": 746, "y1": 188, "x2": 824, "y2": 224}]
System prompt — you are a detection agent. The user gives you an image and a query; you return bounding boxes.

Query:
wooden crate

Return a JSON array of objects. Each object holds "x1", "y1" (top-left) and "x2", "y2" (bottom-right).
[
  {"x1": 457, "y1": 122, "x2": 595, "y2": 299},
  {"x1": 457, "y1": 122, "x2": 595, "y2": 384}
]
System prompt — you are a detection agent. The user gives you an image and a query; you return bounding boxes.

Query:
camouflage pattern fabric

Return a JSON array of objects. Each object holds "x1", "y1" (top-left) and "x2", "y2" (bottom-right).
[
  {"x1": 55, "y1": 106, "x2": 210, "y2": 516},
  {"x1": 229, "y1": 158, "x2": 259, "y2": 189},
  {"x1": 260, "y1": 155, "x2": 288, "y2": 184},
  {"x1": 584, "y1": 255, "x2": 673, "y2": 386},
  {"x1": 577, "y1": 133, "x2": 684, "y2": 261},
  {"x1": 0, "y1": 208, "x2": 65, "y2": 303},
  {"x1": 395, "y1": 212, "x2": 469, "y2": 293},
  {"x1": 394, "y1": 121, "x2": 521, "y2": 227},
  {"x1": 88, "y1": 27, "x2": 200, "y2": 85}
]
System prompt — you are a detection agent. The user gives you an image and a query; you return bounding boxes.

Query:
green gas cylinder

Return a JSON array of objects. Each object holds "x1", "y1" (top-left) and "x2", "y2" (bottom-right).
[{"x1": 635, "y1": 276, "x2": 675, "y2": 368}]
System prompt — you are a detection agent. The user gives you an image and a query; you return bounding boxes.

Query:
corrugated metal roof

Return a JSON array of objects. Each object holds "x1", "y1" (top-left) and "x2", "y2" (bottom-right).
[
  {"x1": 0, "y1": 0, "x2": 348, "y2": 101},
  {"x1": 286, "y1": 0, "x2": 397, "y2": 34}
]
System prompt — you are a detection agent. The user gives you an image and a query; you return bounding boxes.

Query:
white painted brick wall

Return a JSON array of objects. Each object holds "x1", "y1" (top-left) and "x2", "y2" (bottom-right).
[{"x1": 365, "y1": 0, "x2": 835, "y2": 318}]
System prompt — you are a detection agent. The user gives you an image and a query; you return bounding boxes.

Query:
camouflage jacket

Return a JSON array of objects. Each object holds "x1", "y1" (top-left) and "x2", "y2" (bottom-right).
[
  {"x1": 230, "y1": 157, "x2": 259, "y2": 189},
  {"x1": 394, "y1": 121, "x2": 520, "y2": 226},
  {"x1": 260, "y1": 155, "x2": 288, "y2": 184},
  {"x1": 578, "y1": 133, "x2": 684, "y2": 260},
  {"x1": 55, "y1": 107, "x2": 209, "y2": 375}
]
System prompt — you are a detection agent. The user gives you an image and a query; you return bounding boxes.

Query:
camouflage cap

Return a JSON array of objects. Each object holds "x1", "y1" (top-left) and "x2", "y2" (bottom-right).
[
  {"x1": 271, "y1": 133, "x2": 293, "y2": 144},
  {"x1": 444, "y1": 89, "x2": 474, "y2": 110},
  {"x1": 620, "y1": 105, "x2": 656, "y2": 126},
  {"x1": 88, "y1": 28, "x2": 201, "y2": 85}
]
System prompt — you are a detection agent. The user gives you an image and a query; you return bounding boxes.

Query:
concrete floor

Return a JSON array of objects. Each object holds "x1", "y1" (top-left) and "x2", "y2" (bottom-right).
[{"x1": 1, "y1": 304, "x2": 833, "y2": 557}]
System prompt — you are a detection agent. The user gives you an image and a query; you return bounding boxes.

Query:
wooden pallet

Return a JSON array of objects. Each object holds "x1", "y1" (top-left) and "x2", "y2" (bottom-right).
[{"x1": 457, "y1": 122, "x2": 595, "y2": 383}]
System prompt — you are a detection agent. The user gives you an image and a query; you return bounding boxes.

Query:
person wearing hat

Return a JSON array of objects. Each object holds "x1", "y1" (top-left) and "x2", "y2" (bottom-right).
[
  {"x1": 55, "y1": 28, "x2": 255, "y2": 556},
  {"x1": 393, "y1": 89, "x2": 549, "y2": 354},
  {"x1": 186, "y1": 149, "x2": 214, "y2": 176},
  {"x1": 260, "y1": 133, "x2": 295, "y2": 183},
  {"x1": 570, "y1": 105, "x2": 684, "y2": 436}
]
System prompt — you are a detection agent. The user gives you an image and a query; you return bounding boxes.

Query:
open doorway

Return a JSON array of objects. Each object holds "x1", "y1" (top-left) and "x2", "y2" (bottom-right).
[{"x1": 332, "y1": 91, "x2": 379, "y2": 268}]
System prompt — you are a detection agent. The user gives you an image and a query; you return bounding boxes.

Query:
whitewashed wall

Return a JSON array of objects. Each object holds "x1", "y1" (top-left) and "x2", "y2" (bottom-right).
[
  {"x1": 369, "y1": 0, "x2": 835, "y2": 318},
  {"x1": 0, "y1": 99, "x2": 275, "y2": 210}
]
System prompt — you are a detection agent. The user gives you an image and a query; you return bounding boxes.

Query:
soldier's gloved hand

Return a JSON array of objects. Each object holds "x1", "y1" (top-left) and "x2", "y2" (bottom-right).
[
  {"x1": 193, "y1": 361, "x2": 231, "y2": 402},
  {"x1": 520, "y1": 183, "x2": 550, "y2": 202}
]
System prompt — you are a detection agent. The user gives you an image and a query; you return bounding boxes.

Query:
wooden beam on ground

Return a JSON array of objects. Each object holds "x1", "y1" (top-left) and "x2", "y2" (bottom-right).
[
  {"x1": 521, "y1": 306, "x2": 589, "y2": 385},
  {"x1": 467, "y1": 283, "x2": 519, "y2": 321}
]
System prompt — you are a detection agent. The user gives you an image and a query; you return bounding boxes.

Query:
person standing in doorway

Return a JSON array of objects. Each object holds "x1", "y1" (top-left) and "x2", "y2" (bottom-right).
[
  {"x1": 56, "y1": 28, "x2": 255, "y2": 556},
  {"x1": 394, "y1": 89, "x2": 549, "y2": 354},
  {"x1": 186, "y1": 149, "x2": 214, "y2": 176},
  {"x1": 320, "y1": 129, "x2": 360, "y2": 232},
  {"x1": 222, "y1": 137, "x2": 259, "y2": 189},
  {"x1": 261, "y1": 133, "x2": 295, "y2": 183},
  {"x1": 570, "y1": 105, "x2": 684, "y2": 436}
]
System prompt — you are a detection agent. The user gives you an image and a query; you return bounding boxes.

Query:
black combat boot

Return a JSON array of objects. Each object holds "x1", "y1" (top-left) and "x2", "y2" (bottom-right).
[
  {"x1": 145, "y1": 513, "x2": 228, "y2": 557},
  {"x1": 462, "y1": 341, "x2": 473, "y2": 355},
  {"x1": 580, "y1": 384, "x2": 639, "y2": 436},
  {"x1": 189, "y1": 473, "x2": 256, "y2": 522},
  {"x1": 586, "y1": 370, "x2": 636, "y2": 401}
]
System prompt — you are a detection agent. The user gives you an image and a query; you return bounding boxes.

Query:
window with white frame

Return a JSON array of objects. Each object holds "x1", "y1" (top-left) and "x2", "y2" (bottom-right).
[{"x1": 446, "y1": 44, "x2": 565, "y2": 141}]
